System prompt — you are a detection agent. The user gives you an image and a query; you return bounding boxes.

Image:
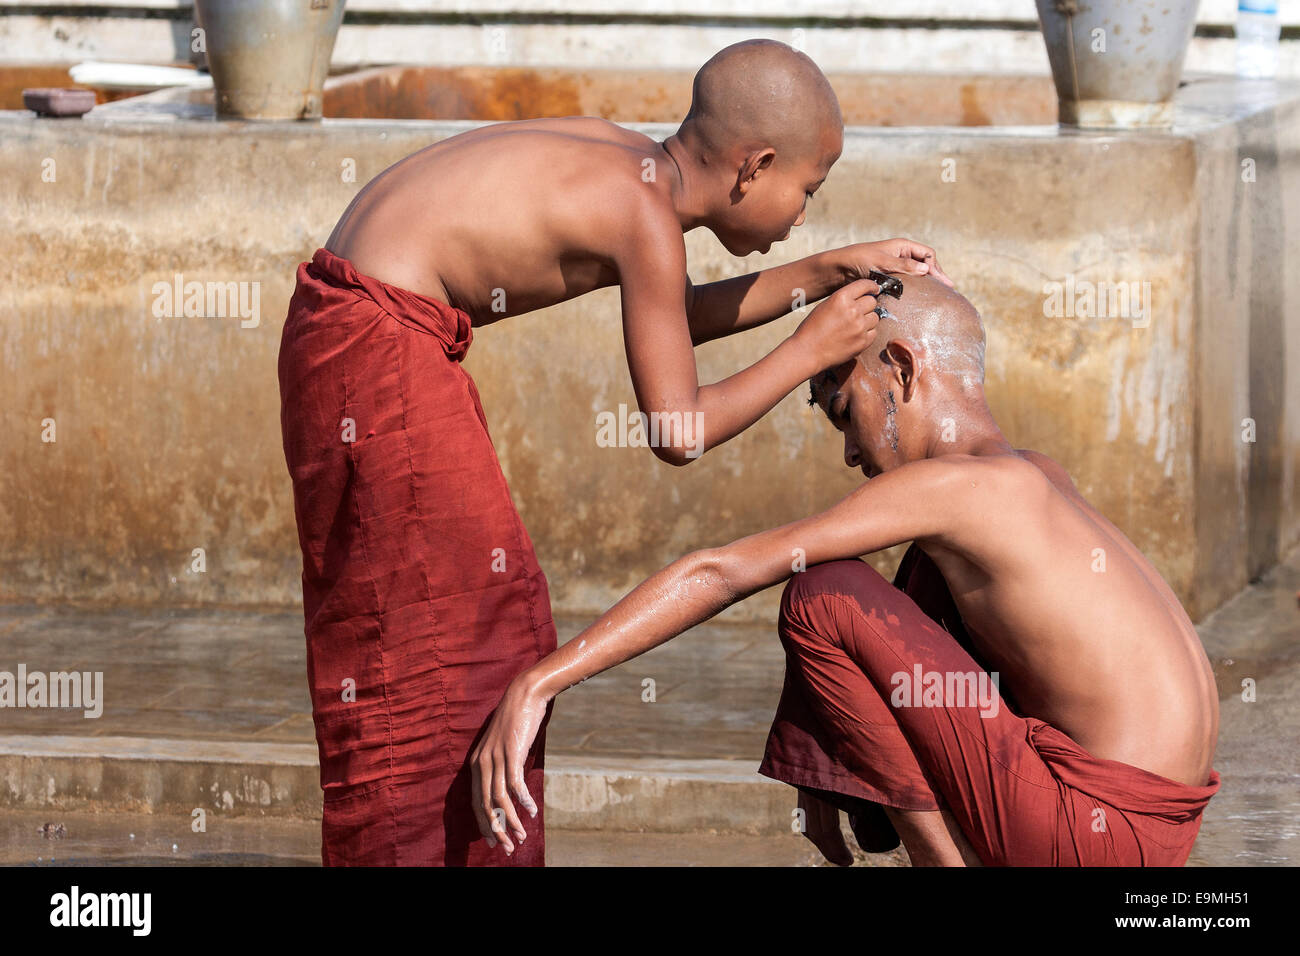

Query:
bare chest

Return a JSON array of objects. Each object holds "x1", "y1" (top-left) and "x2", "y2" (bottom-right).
[{"x1": 445, "y1": 247, "x2": 621, "y2": 326}]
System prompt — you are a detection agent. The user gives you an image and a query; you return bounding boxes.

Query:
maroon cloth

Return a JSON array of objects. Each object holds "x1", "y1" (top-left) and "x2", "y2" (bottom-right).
[
  {"x1": 277, "y1": 248, "x2": 556, "y2": 866},
  {"x1": 759, "y1": 550, "x2": 1220, "y2": 866}
]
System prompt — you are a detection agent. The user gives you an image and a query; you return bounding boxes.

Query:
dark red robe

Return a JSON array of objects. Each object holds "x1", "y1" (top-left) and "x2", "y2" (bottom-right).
[
  {"x1": 278, "y1": 248, "x2": 555, "y2": 866},
  {"x1": 759, "y1": 549, "x2": 1220, "y2": 866}
]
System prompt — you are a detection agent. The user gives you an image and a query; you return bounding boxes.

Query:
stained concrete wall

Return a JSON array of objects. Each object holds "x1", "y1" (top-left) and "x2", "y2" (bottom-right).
[
  {"x1": 1, "y1": 76, "x2": 1296, "y2": 623},
  {"x1": 1192, "y1": 84, "x2": 1300, "y2": 593}
]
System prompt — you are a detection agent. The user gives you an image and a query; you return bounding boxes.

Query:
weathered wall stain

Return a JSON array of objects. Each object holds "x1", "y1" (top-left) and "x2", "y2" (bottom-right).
[{"x1": 1, "y1": 76, "x2": 1296, "y2": 625}]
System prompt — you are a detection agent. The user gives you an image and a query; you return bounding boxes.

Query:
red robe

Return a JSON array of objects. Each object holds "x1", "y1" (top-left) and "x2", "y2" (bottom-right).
[
  {"x1": 278, "y1": 248, "x2": 555, "y2": 866},
  {"x1": 759, "y1": 548, "x2": 1220, "y2": 866}
]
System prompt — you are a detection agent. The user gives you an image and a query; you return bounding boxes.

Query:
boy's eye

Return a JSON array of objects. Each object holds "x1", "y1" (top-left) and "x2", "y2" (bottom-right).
[{"x1": 830, "y1": 394, "x2": 848, "y2": 423}]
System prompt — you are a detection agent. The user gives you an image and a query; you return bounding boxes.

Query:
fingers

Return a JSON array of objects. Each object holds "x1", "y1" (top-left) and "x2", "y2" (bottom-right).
[
  {"x1": 471, "y1": 747, "x2": 499, "y2": 849},
  {"x1": 894, "y1": 238, "x2": 936, "y2": 264},
  {"x1": 491, "y1": 758, "x2": 528, "y2": 851},
  {"x1": 475, "y1": 743, "x2": 525, "y2": 854},
  {"x1": 843, "y1": 283, "x2": 880, "y2": 345},
  {"x1": 837, "y1": 279, "x2": 882, "y2": 323},
  {"x1": 880, "y1": 255, "x2": 928, "y2": 277},
  {"x1": 841, "y1": 276, "x2": 882, "y2": 300},
  {"x1": 893, "y1": 239, "x2": 955, "y2": 288},
  {"x1": 928, "y1": 255, "x2": 955, "y2": 287},
  {"x1": 509, "y1": 758, "x2": 538, "y2": 820}
]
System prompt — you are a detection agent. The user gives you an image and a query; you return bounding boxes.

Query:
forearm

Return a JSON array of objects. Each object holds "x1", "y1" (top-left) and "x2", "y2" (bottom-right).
[
  {"x1": 688, "y1": 249, "x2": 847, "y2": 345},
  {"x1": 694, "y1": 335, "x2": 822, "y2": 452},
  {"x1": 519, "y1": 464, "x2": 946, "y2": 702},
  {"x1": 520, "y1": 550, "x2": 740, "y2": 702},
  {"x1": 648, "y1": 333, "x2": 821, "y2": 464}
]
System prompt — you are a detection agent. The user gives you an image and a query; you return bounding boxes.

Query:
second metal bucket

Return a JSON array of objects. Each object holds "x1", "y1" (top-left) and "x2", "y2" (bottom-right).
[{"x1": 1035, "y1": 0, "x2": 1200, "y2": 129}]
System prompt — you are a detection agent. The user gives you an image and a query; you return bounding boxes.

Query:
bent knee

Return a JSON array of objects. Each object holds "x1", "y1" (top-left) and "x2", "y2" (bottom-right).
[
  {"x1": 779, "y1": 559, "x2": 892, "y2": 638},
  {"x1": 783, "y1": 559, "x2": 889, "y2": 608}
]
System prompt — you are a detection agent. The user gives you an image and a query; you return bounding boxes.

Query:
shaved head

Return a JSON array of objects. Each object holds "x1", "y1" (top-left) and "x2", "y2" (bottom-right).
[
  {"x1": 681, "y1": 39, "x2": 842, "y2": 163},
  {"x1": 809, "y1": 275, "x2": 986, "y2": 417},
  {"x1": 807, "y1": 274, "x2": 1004, "y2": 479},
  {"x1": 867, "y1": 275, "x2": 986, "y2": 390}
]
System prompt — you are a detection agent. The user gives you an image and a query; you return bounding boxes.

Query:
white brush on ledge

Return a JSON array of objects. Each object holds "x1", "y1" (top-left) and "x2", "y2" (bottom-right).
[{"x1": 69, "y1": 62, "x2": 214, "y2": 92}]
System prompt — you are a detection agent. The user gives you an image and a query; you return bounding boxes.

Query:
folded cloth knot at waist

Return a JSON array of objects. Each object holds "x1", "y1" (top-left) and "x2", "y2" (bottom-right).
[
  {"x1": 1028, "y1": 718, "x2": 1220, "y2": 822},
  {"x1": 308, "y1": 247, "x2": 474, "y2": 361}
]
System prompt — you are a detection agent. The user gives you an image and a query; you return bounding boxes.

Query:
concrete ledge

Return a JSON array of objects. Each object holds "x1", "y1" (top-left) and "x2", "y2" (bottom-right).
[
  {"x1": 0, "y1": 734, "x2": 323, "y2": 817},
  {"x1": 0, "y1": 733, "x2": 316, "y2": 765},
  {"x1": 0, "y1": 0, "x2": 1287, "y2": 24},
  {"x1": 5, "y1": 2, "x2": 1300, "y2": 77},
  {"x1": 0, "y1": 736, "x2": 791, "y2": 833},
  {"x1": 545, "y1": 755, "x2": 791, "y2": 835}
]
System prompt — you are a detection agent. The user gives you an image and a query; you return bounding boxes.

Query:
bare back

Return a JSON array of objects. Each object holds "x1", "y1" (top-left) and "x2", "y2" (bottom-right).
[
  {"x1": 326, "y1": 117, "x2": 664, "y2": 325},
  {"x1": 918, "y1": 452, "x2": 1219, "y2": 788}
]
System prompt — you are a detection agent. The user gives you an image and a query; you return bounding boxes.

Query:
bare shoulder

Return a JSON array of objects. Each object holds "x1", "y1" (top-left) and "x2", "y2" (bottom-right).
[
  {"x1": 1013, "y1": 448, "x2": 1084, "y2": 499},
  {"x1": 511, "y1": 123, "x2": 677, "y2": 257},
  {"x1": 502, "y1": 115, "x2": 656, "y2": 149},
  {"x1": 880, "y1": 453, "x2": 1049, "y2": 531},
  {"x1": 565, "y1": 116, "x2": 657, "y2": 149},
  {"x1": 926, "y1": 451, "x2": 1049, "y2": 493},
  {"x1": 916, "y1": 453, "x2": 1056, "y2": 532},
  {"x1": 598, "y1": 162, "x2": 685, "y2": 261},
  {"x1": 457, "y1": 117, "x2": 656, "y2": 176}
]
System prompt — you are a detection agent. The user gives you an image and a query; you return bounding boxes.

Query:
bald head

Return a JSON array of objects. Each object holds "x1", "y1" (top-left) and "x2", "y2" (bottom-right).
[
  {"x1": 681, "y1": 40, "x2": 842, "y2": 163},
  {"x1": 866, "y1": 275, "x2": 986, "y2": 390}
]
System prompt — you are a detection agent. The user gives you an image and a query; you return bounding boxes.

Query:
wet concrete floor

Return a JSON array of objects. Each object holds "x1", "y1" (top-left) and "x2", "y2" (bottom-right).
[
  {"x1": 0, "y1": 546, "x2": 1295, "y2": 865},
  {"x1": 0, "y1": 807, "x2": 858, "y2": 867}
]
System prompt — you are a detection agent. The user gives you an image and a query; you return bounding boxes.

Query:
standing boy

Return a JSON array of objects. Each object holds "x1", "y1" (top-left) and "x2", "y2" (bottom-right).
[{"x1": 278, "y1": 38, "x2": 950, "y2": 865}]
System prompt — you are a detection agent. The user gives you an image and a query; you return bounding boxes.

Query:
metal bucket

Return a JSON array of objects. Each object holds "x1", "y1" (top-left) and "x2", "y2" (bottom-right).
[
  {"x1": 193, "y1": 0, "x2": 346, "y2": 120},
  {"x1": 1034, "y1": 0, "x2": 1200, "y2": 129}
]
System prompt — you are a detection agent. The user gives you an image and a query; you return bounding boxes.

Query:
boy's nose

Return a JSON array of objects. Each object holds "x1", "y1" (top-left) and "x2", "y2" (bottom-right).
[{"x1": 843, "y1": 437, "x2": 861, "y2": 469}]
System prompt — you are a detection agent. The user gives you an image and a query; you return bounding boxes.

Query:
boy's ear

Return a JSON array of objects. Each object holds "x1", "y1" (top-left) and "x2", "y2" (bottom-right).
[
  {"x1": 739, "y1": 147, "x2": 777, "y2": 185},
  {"x1": 883, "y1": 340, "x2": 918, "y2": 398}
]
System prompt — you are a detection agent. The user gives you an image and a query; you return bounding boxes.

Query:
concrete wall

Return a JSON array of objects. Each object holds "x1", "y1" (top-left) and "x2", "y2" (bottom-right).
[
  {"x1": 320, "y1": 65, "x2": 1059, "y2": 125},
  {"x1": 1, "y1": 75, "x2": 1295, "y2": 623},
  {"x1": 5, "y1": 0, "x2": 1300, "y2": 78},
  {"x1": 1192, "y1": 84, "x2": 1300, "y2": 594}
]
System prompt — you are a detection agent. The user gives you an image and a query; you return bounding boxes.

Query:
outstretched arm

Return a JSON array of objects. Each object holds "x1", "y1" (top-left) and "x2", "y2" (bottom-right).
[
  {"x1": 470, "y1": 456, "x2": 985, "y2": 853},
  {"x1": 683, "y1": 250, "x2": 845, "y2": 345},
  {"x1": 615, "y1": 192, "x2": 886, "y2": 466},
  {"x1": 686, "y1": 239, "x2": 954, "y2": 346}
]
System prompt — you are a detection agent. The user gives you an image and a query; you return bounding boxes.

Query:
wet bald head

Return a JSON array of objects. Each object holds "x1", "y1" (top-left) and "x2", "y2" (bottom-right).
[
  {"x1": 680, "y1": 39, "x2": 842, "y2": 163},
  {"x1": 866, "y1": 275, "x2": 986, "y2": 390}
]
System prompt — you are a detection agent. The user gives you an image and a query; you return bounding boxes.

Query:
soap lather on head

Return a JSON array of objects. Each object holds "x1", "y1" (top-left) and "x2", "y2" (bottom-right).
[{"x1": 808, "y1": 274, "x2": 995, "y2": 480}]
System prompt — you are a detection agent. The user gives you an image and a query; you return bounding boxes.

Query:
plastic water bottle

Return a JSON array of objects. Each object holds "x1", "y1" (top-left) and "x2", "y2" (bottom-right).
[{"x1": 1236, "y1": 0, "x2": 1281, "y2": 79}]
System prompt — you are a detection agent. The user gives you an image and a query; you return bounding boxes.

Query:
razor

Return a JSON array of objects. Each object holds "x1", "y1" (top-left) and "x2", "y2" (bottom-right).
[{"x1": 867, "y1": 269, "x2": 904, "y2": 299}]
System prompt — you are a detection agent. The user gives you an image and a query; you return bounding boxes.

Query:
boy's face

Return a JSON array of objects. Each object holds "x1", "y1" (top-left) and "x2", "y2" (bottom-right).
[
  {"x1": 810, "y1": 357, "x2": 899, "y2": 480},
  {"x1": 716, "y1": 124, "x2": 842, "y2": 257}
]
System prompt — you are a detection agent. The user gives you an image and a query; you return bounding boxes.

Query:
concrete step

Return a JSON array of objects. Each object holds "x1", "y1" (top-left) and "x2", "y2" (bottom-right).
[
  {"x1": 1, "y1": 544, "x2": 1296, "y2": 864},
  {"x1": 0, "y1": 807, "x2": 894, "y2": 867},
  {"x1": 0, "y1": 735, "x2": 797, "y2": 835}
]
